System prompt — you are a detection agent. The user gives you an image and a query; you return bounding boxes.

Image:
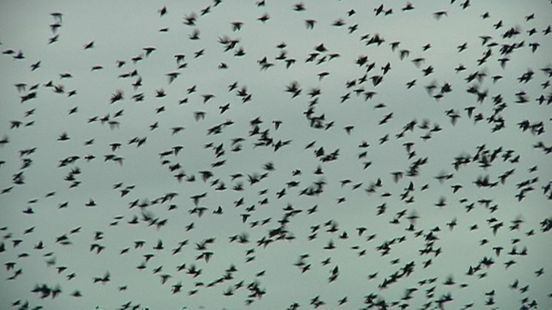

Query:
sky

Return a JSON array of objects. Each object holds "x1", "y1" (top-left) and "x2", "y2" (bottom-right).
[{"x1": 0, "y1": 0, "x2": 551, "y2": 309}]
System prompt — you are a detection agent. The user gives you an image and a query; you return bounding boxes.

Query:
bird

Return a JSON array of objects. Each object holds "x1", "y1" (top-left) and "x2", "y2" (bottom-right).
[
  {"x1": 83, "y1": 41, "x2": 94, "y2": 49},
  {"x1": 0, "y1": 2, "x2": 549, "y2": 310}
]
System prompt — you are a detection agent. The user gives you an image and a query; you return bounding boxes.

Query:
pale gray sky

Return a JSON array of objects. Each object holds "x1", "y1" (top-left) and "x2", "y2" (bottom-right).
[{"x1": 0, "y1": 1, "x2": 551, "y2": 309}]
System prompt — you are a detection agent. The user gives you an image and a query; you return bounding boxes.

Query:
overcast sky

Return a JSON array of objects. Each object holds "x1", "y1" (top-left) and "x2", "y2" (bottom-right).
[{"x1": 0, "y1": 1, "x2": 551, "y2": 309}]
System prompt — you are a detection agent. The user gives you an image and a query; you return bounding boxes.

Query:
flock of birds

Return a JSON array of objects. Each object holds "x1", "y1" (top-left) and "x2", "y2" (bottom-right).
[{"x1": 0, "y1": 0, "x2": 551, "y2": 309}]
